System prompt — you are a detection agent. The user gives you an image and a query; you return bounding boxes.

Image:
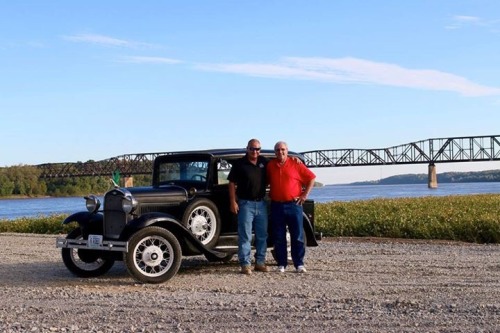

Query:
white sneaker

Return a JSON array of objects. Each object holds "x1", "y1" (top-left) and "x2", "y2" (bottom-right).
[
  {"x1": 296, "y1": 265, "x2": 307, "y2": 273},
  {"x1": 277, "y1": 266, "x2": 285, "y2": 273}
]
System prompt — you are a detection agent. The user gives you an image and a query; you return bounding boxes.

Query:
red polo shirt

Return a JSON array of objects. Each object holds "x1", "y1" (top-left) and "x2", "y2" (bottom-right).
[{"x1": 267, "y1": 158, "x2": 316, "y2": 201}]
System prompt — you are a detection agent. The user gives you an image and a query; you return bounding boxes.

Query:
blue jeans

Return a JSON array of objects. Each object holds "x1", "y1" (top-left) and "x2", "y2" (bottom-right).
[
  {"x1": 271, "y1": 202, "x2": 305, "y2": 268},
  {"x1": 237, "y1": 200, "x2": 268, "y2": 267}
]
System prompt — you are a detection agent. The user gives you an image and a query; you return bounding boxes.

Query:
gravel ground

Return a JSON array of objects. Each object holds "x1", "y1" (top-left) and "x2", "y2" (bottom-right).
[{"x1": 0, "y1": 233, "x2": 499, "y2": 333}]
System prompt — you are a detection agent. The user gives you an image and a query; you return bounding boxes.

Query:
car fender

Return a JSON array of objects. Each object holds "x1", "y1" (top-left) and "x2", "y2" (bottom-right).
[
  {"x1": 63, "y1": 211, "x2": 104, "y2": 236},
  {"x1": 123, "y1": 212, "x2": 228, "y2": 261},
  {"x1": 303, "y1": 212, "x2": 319, "y2": 247}
]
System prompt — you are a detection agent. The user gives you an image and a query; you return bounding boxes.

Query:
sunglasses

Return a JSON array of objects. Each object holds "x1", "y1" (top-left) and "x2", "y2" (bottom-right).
[{"x1": 248, "y1": 147, "x2": 261, "y2": 152}]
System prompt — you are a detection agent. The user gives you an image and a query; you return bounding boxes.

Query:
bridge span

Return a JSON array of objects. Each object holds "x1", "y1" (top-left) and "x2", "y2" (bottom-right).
[{"x1": 37, "y1": 134, "x2": 500, "y2": 188}]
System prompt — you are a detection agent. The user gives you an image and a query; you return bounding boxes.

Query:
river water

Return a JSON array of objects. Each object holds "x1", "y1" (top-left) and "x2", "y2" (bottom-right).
[{"x1": 1, "y1": 182, "x2": 500, "y2": 220}]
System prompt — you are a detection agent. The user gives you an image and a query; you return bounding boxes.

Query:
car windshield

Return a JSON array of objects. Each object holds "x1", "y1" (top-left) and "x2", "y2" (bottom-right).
[{"x1": 158, "y1": 160, "x2": 209, "y2": 183}]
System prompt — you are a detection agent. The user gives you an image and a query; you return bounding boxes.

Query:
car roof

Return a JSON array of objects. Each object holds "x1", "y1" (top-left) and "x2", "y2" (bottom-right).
[{"x1": 154, "y1": 148, "x2": 303, "y2": 161}]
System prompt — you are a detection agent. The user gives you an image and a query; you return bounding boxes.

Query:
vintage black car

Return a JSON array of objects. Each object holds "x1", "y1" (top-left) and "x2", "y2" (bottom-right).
[{"x1": 56, "y1": 149, "x2": 320, "y2": 284}]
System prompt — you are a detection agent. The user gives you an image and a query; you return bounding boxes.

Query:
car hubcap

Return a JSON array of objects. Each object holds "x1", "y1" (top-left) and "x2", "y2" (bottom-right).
[
  {"x1": 191, "y1": 215, "x2": 208, "y2": 235},
  {"x1": 142, "y1": 245, "x2": 163, "y2": 266}
]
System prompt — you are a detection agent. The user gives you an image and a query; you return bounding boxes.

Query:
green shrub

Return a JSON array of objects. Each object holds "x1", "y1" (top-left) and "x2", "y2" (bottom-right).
[
  {"x1": 2, "y1": 194, "x2": 500, "y2": 243},
  {"x1": 315, "y1": 194, "x2": 500, "y2": 243},
  {"x1": 0, "y1": 214, "x2": 74, "y2": 234}
]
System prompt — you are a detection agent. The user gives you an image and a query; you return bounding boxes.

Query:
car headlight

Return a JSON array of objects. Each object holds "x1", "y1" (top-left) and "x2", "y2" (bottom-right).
[
  {"x1": 122, "y1": 197, "x2": 138, "y2": 214},
  {"x1": 84, "y1": 195, "x2": 101, "y2": 213}
]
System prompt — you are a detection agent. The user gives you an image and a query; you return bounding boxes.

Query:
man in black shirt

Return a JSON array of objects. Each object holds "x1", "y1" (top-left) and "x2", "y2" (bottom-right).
[{"x1": 228, "y1": 139, "x2": 270, "y2": 274}]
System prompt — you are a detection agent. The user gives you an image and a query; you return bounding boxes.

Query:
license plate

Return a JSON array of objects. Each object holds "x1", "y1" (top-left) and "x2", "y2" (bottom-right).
[{"x1": 88, "y1": 234, "x2": 103, "y2": 248}]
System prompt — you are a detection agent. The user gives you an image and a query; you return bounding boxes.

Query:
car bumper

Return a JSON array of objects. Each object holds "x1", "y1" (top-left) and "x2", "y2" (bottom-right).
[{"x1": 56, "y1": 237, "x2": 128, "y2": 252}]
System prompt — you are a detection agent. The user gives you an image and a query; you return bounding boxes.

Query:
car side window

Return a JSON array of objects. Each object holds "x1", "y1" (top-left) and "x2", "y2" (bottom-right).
[
  {"x1": 158, "y1": 160, "x2": 209, "y2": 183},
  {"x1": 216, "y1": 159, "x2": 232, "y2": 185}
]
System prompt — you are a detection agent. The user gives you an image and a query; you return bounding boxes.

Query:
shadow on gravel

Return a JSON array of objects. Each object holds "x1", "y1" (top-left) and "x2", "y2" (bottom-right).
[{"x1": 0, "y1": 256, "x2": 242, "y2": 287}]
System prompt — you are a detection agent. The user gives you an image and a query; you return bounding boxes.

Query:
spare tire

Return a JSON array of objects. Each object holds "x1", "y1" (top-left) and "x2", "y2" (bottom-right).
[{"x1": 182, "y1": 198, "x2": 221, "y2": 249}]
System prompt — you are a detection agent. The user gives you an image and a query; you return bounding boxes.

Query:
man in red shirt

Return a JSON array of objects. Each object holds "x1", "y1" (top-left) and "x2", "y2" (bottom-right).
[{"x1": 267, "y1": 141, "x2": 316, "y2": 273}]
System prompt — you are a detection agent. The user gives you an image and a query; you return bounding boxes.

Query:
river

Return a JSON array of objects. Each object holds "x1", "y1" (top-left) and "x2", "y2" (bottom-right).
[{"x1": 1, "y1": 182, "x2": 500, "y2": 220}]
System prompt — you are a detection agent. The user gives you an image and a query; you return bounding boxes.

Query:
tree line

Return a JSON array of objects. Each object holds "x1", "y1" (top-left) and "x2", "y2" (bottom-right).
[
  {"x1": 2, "y1": 165, "x2": 500, "y2": 197},
  {"x1": 0, "y1": 165, "x2": 151, "y2": 198},
  {"x1": 351, "y1": 169, "x2": 500, "y2": 185}
]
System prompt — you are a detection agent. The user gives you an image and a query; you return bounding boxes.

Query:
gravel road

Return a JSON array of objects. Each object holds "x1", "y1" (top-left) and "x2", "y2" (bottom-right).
[{"x1": 0, "y1": 233, "x2": 499, "y2": 333}]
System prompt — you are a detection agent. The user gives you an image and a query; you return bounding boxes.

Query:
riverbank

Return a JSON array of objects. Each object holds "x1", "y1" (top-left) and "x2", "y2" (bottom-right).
[
  {"x1": 0, "y1": 195, "x2": 51, "y2": 200},
  {"x1": 2, "y1": 193, "x2": 500, "y2": 243},
  {"x1": 1, "y1": 233, "x2": 498, "y2": 332}
]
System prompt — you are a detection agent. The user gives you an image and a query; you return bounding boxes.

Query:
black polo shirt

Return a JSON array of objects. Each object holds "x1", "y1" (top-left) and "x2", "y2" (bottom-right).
[{"x1": 227, "y1": 155, "x2": 268, "y2": 200}]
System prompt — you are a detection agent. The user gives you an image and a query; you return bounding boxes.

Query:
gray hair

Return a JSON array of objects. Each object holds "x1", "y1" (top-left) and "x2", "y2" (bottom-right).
[{"x1": 274, "y1": 141, "x2": 288, "y2": 150}]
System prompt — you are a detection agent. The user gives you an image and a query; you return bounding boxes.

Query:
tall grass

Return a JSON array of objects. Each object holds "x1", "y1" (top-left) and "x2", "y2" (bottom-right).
[
  {"x1": 315, "y1": 194, "x2": 500, "y2": 243},
  {"x1": 1, "y1": 194, "x2": 499, "y2": 243},
  {"x1": 0, "y1": 214, "x2": 74, "y2": 234}
]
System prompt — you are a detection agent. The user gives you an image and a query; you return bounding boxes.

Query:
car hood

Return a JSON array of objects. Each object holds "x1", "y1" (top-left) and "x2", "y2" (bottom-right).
[{"x1": 127, "y1": 186, "x2": 188, "y2": 204}]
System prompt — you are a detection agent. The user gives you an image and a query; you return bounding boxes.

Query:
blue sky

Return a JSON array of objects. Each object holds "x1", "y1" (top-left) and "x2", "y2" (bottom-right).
[{"x1": 2, "y1": 1, "x2": 500, "y2": 184}]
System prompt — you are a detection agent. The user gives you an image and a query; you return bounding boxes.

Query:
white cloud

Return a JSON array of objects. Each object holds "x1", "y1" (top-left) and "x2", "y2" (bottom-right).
[
  {"x1": 63, "y1": 33, "x2": 158, "y2": 49},
  {"x1": 62, "y1": 32, "x2": 499, "y2": 97},
  {"x1": 445, "y1": 15, "x2": 500, "y2": 31},
  {"x1": 454, "y1": 15, "x2": 481, "y2": 23},
  {"x1": 119, "y1": 56, "x2": 182, "y2": 64},
  {"x1": 196, "y1": 57, "x2": 500, "y2": 97}
]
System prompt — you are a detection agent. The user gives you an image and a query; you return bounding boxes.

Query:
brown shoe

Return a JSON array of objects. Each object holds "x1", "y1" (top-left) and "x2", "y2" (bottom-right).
[
  {"x1": 254, "y1": 264, "x2": 270, "y2": 272},
  {"x1": 240, "y1": 266, "x2": 252, "y2": 275}
]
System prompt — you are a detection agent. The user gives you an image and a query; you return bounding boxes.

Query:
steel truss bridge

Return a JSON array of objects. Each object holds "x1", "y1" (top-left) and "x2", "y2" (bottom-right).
[
  {"x1": 301, "y1": 135, "x2": 500, "y2": 168},
  {"x1": 37, "y1": 135, "x2": 500, "y2": 179}
]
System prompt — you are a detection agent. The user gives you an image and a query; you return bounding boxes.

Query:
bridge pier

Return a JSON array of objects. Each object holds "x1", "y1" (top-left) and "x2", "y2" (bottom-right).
[
  {"x1": 428, "y1": 163, "x2": 437, "y2": 189},
  {"x1": 124, "y1": 176, "x2": 133, "y2": 188}
]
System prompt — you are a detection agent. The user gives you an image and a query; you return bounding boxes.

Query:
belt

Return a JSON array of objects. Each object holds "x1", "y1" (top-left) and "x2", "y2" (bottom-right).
[
  {"x1": 271, "y1": 200, "x2": 295, "y2": 204},
  {"x1": 240, "y1": 197, "x2": 264, "y2": 202}
]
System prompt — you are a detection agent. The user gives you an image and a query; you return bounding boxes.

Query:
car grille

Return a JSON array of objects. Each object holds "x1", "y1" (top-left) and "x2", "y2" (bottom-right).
[{"x1": 103, "y1": 191, "x2": 127, "y2": 239}]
